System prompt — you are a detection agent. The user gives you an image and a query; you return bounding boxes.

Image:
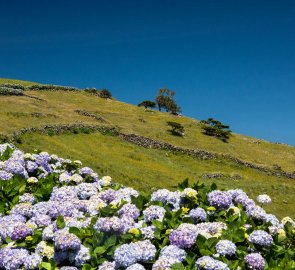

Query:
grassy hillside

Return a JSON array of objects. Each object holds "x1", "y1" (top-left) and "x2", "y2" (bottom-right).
[
  {"x1": 0, "y1": 78, "x2": 294, "y2": 218},
  {"x1": 0, "y1": 77, "x2": 41, "y2": 86}
]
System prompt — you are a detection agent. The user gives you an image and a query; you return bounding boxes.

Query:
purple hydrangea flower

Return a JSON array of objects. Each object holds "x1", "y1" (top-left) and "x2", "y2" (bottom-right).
[
  {"x1": 189, "y1": 208, "x2": 207, "y2": 223},
  {"x1": 126, "y1": 263, "x2": 145, "y2": 270},
  {"x1": 118, "y1": 204, "x2": 140, "y2": 220},
  {"x1": 245, "y1": 253, "x2": 266, "y2": 270},
  {"x1": 54, "y1": 232, "x2": 81, "y2": 251},
  {"x1": 143, "y1": 205, "x2": 166, "y2": 223},
  {"x1": 257, "y1": 194, "x2": 271, "y2": 205},
  {"x1": 249, "y1": 230, "x2": 273, "y2": 247},
  {"x1": 76, "y1": 183, "x2": 98, "y2": 199},
  {"x1": 23, "y1": 253, "x2": 42, "y2": 269},
  {"x1": 215, "y1": 240, "x2": 236, "y2": 256},
  {"x1": 0, "y1": 170, "x2": 13, "y2": 181},
  {"x1": 169, "y1": 227, "x2": 196, "y2": 248},
  {"x1": 1, "y1": 248, "x2": 29, "y2": 270},
  {"x1": 19, "y1": 193, "x2": 36, "y2": 204},
  {"x1": 207, "y1": 190, "x2": 232, "y2": 209},
  {"x1": 79, "y1": 167, "x2": 94, "y2": 175},
  {"x1": 98, "y1": 261, "x2": 116, "y2": 270},
  {"x1": 11, "y1": 224, "x2": 33, "y2": 241},
  {"x1": 114, "y1": 243, "x2": 140, "y2": 267},
  {"x1": 196, "y1": 256, "x2": 229, "y2": 270},
  {"x1": 25, "y1": 161, "x2": 38, "y2": 173},
  {"x1": 159, "y1": 245, "x2": 187, "y2": 262}
]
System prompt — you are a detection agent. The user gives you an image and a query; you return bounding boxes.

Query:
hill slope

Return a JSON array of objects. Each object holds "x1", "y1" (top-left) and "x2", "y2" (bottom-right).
[{"x1": 0, "y1": 78, "x2": 294, "y2": 218}]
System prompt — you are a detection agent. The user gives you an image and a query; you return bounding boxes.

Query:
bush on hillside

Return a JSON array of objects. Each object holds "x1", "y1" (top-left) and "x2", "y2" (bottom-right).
[
  {"x1": 28, "y1": 85, "x2": 78, "y2": 91},
  {"x1": 84, "y1": 88, "x2": 100, "y2": 95},
  {"x1": 100, "y1": 89, "x2": 112, "y2": 99},
  {"x1": 0, "y1": 86, "x2": 24, "y2": 96},
  {"x1": 138, "y1": 100, "x2": 156, "y2": 109},
  {"x1": 167, "y1": 121, "x2": 185, "y2": 136},
  {"x1": 0, "y1": 83, "x2": 25, "y2": 90},
  {"x1": 200, "y1": 118, "x2": 232, "y2": 142},
  {"x1": 0, "y1": 144, "x2": 294, "y2": 269}
]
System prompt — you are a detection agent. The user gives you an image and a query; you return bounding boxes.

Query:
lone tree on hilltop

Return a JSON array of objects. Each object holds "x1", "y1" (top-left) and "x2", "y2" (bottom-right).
[
  {"x1": 138, "y1": 100, "x2": 156, "y2": 109},
  {"x1": 167, "y1": 121, "x2": 184, "y2": 137},
  {"x1": 200, "y1": 118, "x2": 232, "y2": 142},
  {"x1": 156, "y1": 88, "x2": 181, "y2": 115},
  {"x1": 100, "y1": 89, "x2": 112, "y2": 99}
]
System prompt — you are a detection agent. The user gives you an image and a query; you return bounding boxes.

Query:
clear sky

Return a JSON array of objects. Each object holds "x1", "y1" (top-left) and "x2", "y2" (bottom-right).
[{"x1": 1, "y1": 0, "x2": 294, "y2": 145}]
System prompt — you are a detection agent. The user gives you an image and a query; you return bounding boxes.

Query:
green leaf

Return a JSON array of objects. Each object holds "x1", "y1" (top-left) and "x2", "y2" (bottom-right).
[
  {"x1": 82, "y1": 264, "x2": 93, "y2": 270},
  {"x1": 196, "y1": 234, "x2": 207, "y2": 249},
  {"x1": 40, "y1": 262, "x2": 51, "y2": 270},
  {"x1": 69, "y1": 227, "x2": 81, "y2": 236},
  {"x1": 171, "y1": 262, "x2": 185, "y2": 270},
  {"x1": 56, "y1": 214, "x2": 65, "y2": 229},
  {"x1": 199, "y1": 249, "x2": 212, "y2": 256},
  {"x1": 104, "y1": 235, "x2": 117, "y2": 249},
  {"x1": 94, "y1": 246, "x2": 106, "y2": 255},
  {"x1": 178, "y1": 178, "x2": 189, "y2": 190}
]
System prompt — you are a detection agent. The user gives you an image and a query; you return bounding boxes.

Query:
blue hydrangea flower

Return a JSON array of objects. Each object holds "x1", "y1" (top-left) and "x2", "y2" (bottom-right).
[
  {"x1": 196, "y1": 256, "x2": 229, "y2": 270},
  {"x1": 189, "y1": 207, "x2": 207, "y2": 223},
  {"x1": 143, "y1": 205, "x2": 166, "y2": 223},
  {"x1": 244, "y1": 253, "x2": 265, "y2": 270},
  {"x1": 0, "y1": 170, "x2": 13, "y2": 181},
  {"x1": 169, "y1": 227, "x2": 196, "y2": 248},
  {"x1": 118, "y1": 203, "x2": 140, "y2": 220},
  {"x1": 54, "y1": 231, "x2": 81, "y2": 251},
  {"x1": 249, "y1": 230, "x2": 273, "y2": 247},
  {"x1": 207, "y1": 191, "x2": 232, "y2": 209},
  {"x1": 126, "y1": 263, "x2": 145, "y2": 270},
  {"x1": 98, "y1": 261, "x2": 116, "y2": 270},
  {"x1": 215, "y1": 240, "x2": 236, "y2": 256},
  {"x1": 159, "y1": 245, "x2": 187, "y2": 262},
  {"x1": 23, "y1": 253, "x2": 42, "y2": 269}
]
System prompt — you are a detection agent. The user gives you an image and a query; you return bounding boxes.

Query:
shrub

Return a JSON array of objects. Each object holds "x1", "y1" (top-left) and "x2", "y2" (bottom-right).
[
  {"x1": 0, "y1": 83, "x2": 25, "y2": 90},
  {"x1": 28, "y1": 85, "x2": 78, "y2": 91},
  {"x1": 138, "y1": 100, "x2": 156, "y2": 109},
  {"x1": 0, "y1": 86, "x2": 24, "y2": 96},
  {"x1": 84, "y1": 88, "x2": 100, "y2": 95},
  {"x1": 200, "y1": 118, "x2": 232, "y2": 142},
  {"x1": 167, "y1": 121, "x2": 184, "y2": 136},
  {"x1": 100, "y1": 89, "x2": 112, "y2": 99}
]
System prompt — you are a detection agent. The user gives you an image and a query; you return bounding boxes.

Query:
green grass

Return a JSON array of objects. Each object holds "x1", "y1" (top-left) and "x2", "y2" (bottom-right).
[
  {"x1": 1, "y1": 89, "x2": 294, "y2": 171},
  {"x1": 17, "y1": 132, "x2": 295, "y2": 218},
  {"x1": 0, "y1": 78, "x2": 41, "y2": 86},
  {"x1": 1, "y1": 78, "x2": 295, "y2": 218}
]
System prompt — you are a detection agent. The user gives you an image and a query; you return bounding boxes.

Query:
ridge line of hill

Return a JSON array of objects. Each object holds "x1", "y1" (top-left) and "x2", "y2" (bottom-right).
[{"x1": 3, "y1": 123, "x2": 294, "y2": 180}]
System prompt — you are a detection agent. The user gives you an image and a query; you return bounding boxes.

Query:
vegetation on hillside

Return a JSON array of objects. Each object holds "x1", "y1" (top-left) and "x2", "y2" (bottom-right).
[
  {"x1": 0, "y1": 144, "x2": 294, "y2": 269},
  {"x1": 0, "y1": 77, "x2": 294, "y2": 219}
]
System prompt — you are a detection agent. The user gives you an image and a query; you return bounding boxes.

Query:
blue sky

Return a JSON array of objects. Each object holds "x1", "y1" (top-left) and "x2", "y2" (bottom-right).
[{"x1": 1, "y1": 0, "x2": 295, "y2": 145}]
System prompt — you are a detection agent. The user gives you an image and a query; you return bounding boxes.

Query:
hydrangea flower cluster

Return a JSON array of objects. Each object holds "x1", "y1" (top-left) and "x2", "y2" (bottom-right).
[
  {"x1": 248, "y1": 230, "x2": 273, "y2": 247},
  {"x1": 215, "y1": 240, "x2": 236, "y2": 256},
  {"x1": 257, "y1": 194, "x2": 272, "y2": 205},
  {"x1": 114, "y1": 240, "x2": 156, "y2": 267},
  {"x1": 196, "y1": 256, "x2": 230, "y2": 270},
  {"x1": 0, "y1": 144, "x2": 294, "y2": 270},
  {"x1": 244, "y1": 253, "x2": 266, "y2": 270}
]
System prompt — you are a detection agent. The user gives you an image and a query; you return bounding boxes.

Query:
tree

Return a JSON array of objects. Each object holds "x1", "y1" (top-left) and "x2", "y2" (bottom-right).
[
  {"x1": 200, "y1": 118, "x2": 232, "y2": 142},
  {"x1": 167, "y1": 121, "x2": 184, "y2": 136},
  {"x1": 100, "y1": 89, "x2": 112, "y2": 99},
  {"x1": 155, "y1": 88, "x2": 181, "y2": 114},
  {"x1": 138, "y1": 100, "x2": 156, "y2": 109}
]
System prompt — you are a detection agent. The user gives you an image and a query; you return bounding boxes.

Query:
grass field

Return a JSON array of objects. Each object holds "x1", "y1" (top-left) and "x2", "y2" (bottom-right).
[
  {"x1": 17, "y1": 132, "x2": 294, "y2": 218},
  {"x1": 1, "y1": 78, "x2": 294, "y2": 218}
]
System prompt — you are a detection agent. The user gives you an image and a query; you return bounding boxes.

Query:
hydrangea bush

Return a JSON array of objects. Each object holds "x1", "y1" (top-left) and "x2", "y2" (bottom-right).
[{"x1": 0, "y1": 143, "x2": 294, "y2": 270}]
